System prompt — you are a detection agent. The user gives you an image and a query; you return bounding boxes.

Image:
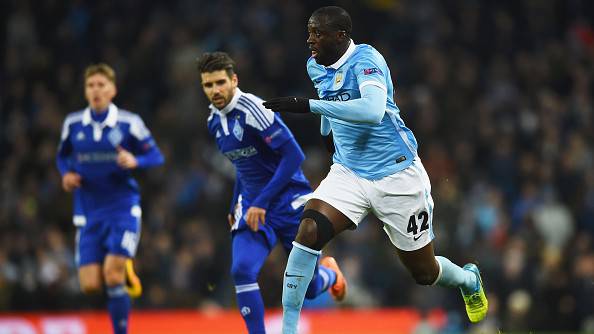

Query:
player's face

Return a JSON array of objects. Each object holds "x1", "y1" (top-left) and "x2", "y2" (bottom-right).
[
  {"x1": 201, "y1": 70, "x2": 238, "y2": 109},
  {"x1": 307, "y1": 16, "x2": 343, "y2": 66},
  {"x1": 85, "y1": 74, "x2": 116, "y2": 111}
]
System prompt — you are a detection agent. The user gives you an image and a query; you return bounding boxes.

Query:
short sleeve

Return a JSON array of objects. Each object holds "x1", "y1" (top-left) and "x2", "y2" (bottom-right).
[
  {"x1": 128, "y1": 115, "x2": 158, "y2": 153},
  {"x1": 354, "y1": 51, "x2": 388, "y2": 92},
  {"x1": 257, "y1": 115, "x2": 294, "y2": 150}
]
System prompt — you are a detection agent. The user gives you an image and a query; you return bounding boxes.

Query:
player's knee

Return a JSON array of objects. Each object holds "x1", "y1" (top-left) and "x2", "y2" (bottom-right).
[
  {"x1": 295, "y1": 218, "x2": 318, "y2": 248},
  {"x1": 295, "y1": 209, "x2": 335, "y2": 251},
  {"x1": 230, "y1": 261, "x2": 258, "y2": 284},
  {"x1": 410, "y1": 267, "x2": 439, "y2": 286},
  {"x1": 103, "y1": 266, "x2": 126, "y2": 286},
  {"x1": 80, "y1": 280, "x2": 102, "y2": 294},
  {"x1": 412, "y1": 272, "x2": 436, "y2": 285}
]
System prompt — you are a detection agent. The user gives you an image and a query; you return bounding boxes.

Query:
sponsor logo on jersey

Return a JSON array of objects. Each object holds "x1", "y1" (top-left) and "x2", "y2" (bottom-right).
[
  {"x1": 76, "y1": 152, "x2": 118, "y2": 163},
  {"x1": 224, "y1": 146, "x2": 258, "y2": 161},
  {"x1": 76, "y1": 131, "x2": 86, "y2": 141},
  {"x1": 323, "y1": 92, "x2": 351, "y2": 102}
]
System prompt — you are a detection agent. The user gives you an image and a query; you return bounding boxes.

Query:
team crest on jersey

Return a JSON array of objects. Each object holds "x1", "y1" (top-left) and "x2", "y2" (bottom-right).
[
  {"x1": 232, "y1": 121, "x2": 244, "y2": 141},
  {"x1": 335, "y1": 71, "x2": 343, "y2": 85},
  {"x1": 76, "y1": 131, "x2": 86, "y2": 141},
  {"x1": 107, "y1": 126, "x2": 123, "y2": 147}
]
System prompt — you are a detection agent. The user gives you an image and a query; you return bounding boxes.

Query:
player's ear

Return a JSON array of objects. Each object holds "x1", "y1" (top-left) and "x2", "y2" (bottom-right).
[
  {"x1": 231, "y1": 73, "x2": 238, "y2": 86},
  {"x1": 111, "y1": 82, "x2": 118, "y2": 98}
]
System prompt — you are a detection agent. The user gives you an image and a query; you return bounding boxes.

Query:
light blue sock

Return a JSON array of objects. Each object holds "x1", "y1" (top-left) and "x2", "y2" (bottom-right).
[
  {"x1": 107, "y1": 284, "x2": 130, "y2": 334},
  {"x1": 434, "y1": 256, "x2": 477, "y2": 294},
  {"x1": 282, "y1": 241, "x2": 320, "y2": 334}
]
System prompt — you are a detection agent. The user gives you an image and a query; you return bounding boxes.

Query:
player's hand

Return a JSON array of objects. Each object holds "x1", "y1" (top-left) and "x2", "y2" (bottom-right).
[
  {"x1": 62, "y1": 172, "x2": 82, "y2": 192},
  {"x1": 116, "y1": 146, "x2": 138, "y2": 169},
  {"x1": 263, "y1": 97, "x2": 310, "y2": 114},
  {"x1": 245, "y1": 206, "x2": 266, "y2": 232}
]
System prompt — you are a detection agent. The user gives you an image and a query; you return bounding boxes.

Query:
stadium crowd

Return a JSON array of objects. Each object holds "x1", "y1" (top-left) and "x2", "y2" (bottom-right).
[{"x1": 1, "y1": 0, "x2": 593, "y2": 332}]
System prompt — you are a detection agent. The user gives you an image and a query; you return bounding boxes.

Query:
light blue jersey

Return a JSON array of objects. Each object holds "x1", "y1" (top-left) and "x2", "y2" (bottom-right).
[{"x1": 307, "y1": 40, "x2": 418, "y2": 180}]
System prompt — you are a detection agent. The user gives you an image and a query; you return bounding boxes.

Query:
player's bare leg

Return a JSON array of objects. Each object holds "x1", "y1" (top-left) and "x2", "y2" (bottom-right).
[
  {"x1": 79, "y1": 263, "x2": 103, "y2": 294},
  {"x1": 396, "y1": 242, "x2": 488, "y2": 323},
  {"x1": 396, "y1": 242, "x2": 440, "y2": 285},
  {"x1": 282, "y1": 199, "x2": 350, "y2": 334}
]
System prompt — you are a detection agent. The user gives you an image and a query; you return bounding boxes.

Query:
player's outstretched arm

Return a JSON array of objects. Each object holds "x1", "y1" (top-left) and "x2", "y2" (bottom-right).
[
  {"x1": 262, "y1": 97, "x2": 310, "y2": 114},
  {"x1": 309, "y1": 84, "x2": 387, "y2": 124},
  {"x1": 263, "y1": 84, "x2": 387, "y2": 124}
]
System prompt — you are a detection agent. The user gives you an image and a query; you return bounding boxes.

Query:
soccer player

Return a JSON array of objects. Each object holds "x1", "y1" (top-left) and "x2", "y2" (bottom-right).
[
  {"x1": 56, "y1": 63, "x2": 164, "y2": 334},
  {"x1": 196, "y1": 52, "x2": 342, "y2": 334},
  {"x1": 263, "y1": 6, "x2": 489, "y2": 333}
]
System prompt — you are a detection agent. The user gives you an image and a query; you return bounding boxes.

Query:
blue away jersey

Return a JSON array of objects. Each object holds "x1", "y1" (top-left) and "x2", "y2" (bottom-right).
[
  {"x1": 206, "y1": 88, "x2": 311, "y2": 209},
  {"x1": 307, "y1": 41, "x2": 419, "y2": 179},
  {"x1": 57, "y1": 104, "x2": 164, "y2": 223}
]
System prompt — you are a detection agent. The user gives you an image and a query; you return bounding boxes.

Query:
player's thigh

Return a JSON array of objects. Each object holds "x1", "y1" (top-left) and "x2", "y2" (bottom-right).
[
  {"x1": 103, "y1": 254, "x2": 127, "y2": 286},
  {"x1": 76, "y1": 223, "x2": 107, "y2": 268},
  {"x1": 78, "y1": 263, "x2": 103, "y2": 293},
  {"x1": 372, "y1": 158, "x2": 435, "y2": 252},
  {"x1": 231, "y1": 229, "x2": 272, "y2": 282},
  {"x1": 106, "y1": 206, "x2": 142, "y2": 260},
  {"x1": 309, "y1": 163, "x2": 370, "y2": 230}
]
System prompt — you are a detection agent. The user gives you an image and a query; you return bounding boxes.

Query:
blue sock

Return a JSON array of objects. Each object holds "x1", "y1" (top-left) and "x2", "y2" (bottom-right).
[
  {"x1": 282, "y1": 241, "x2": 320, "y2": 334},
  {"x1": 235, "y1": 283, "x2": 265, "y2": 334},
  {"x1": 107, "y1": 285, "x2": 130, "y2": 334},
  {"x1": 434, "y1": 256, "x2": 477, "y2": 293},
  {"x1": 305, "y1": 265, "x2": 336, "y2": 298}
]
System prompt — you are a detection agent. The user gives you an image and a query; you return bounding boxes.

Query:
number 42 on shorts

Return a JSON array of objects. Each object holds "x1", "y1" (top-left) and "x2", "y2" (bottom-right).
[{"x1": 407, "y1": 211, "x2": 429, "y2": 240}]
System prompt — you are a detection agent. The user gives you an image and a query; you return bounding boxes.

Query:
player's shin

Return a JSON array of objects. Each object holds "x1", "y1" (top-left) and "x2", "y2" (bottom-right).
[
  {"x1": 106, "y1": 284, "x2": 131, "y2": 334},
  {"x1": 433, "y1": 256, "x2": 476, "y2": 292},
  {"x1": 282, "y1": 241, "x2": 320, "y2": 334},
  {"x1": 235, "y1": 284, "x2": 266, "y2": 334}
]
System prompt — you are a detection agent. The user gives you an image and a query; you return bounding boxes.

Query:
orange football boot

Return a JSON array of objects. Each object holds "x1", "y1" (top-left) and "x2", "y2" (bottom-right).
[{"x1": 320, "y1": 256, "x2": 347, "y2": 302}]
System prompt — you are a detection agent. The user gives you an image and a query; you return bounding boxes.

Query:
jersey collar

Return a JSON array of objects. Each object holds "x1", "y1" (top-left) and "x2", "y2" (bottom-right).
[
  {"x1": 82, "y1": 103, "x2": 118, "y2": 127},
  {"x1": 210, "y1": 87, "x2": 243, "y2": 115},
  {"x1": 327, "y1": 39, "x2": 355, "y2": 70}
]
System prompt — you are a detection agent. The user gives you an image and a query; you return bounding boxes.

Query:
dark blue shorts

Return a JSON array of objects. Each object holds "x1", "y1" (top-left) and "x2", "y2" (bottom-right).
[{"x1": 75, "y1": 206, "x2": 142, "y2": 267}]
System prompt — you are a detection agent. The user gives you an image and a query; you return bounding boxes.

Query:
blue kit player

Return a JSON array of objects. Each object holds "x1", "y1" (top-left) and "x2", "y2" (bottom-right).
[
  {"x1": 263, "y1": 6, "x2": 489, "y2": 333},
  {"x1": 196, "y1": 52, "x2": 343, "y2": 334},
  {"x1": 57, "y1": 64, "x2": 164, "y2": 334}
]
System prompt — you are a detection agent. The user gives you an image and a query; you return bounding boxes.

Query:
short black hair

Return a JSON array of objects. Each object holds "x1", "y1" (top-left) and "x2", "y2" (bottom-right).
[
  {"x1": 196, "y1": 52, "x2": 236, "y2": 76},
  {"x1": 311, "y1": 6, "x2": 352, "y2": 35}
]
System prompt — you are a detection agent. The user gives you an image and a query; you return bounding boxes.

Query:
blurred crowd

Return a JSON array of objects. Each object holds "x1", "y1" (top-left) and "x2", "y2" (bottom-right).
[{"x1": 1, "y1": 0, "x2": 593, "y2": 332}]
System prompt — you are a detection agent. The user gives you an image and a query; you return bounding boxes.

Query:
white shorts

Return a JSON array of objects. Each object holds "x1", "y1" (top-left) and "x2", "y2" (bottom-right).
[{"x1": 311, "y1": 158, "x2": 435, "y2": 251}]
